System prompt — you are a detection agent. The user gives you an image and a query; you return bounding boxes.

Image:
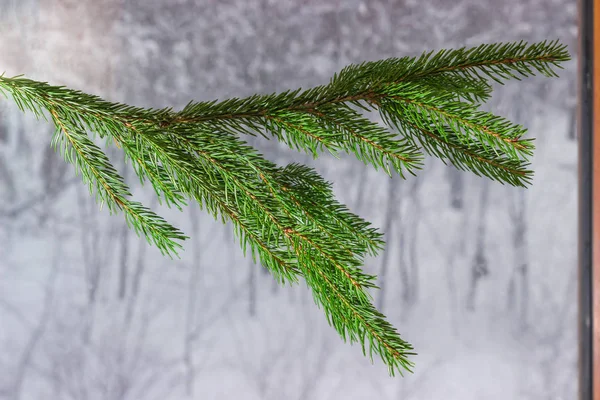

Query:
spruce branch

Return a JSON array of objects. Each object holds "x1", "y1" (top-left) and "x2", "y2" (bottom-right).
[{"x1": 0, "y1": 39, "x2": 570, "y2": 376}]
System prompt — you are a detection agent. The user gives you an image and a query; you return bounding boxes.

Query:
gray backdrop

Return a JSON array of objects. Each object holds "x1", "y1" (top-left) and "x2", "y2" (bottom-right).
[{"x1": 0, "y1": 0, "x2": 578, "y2": 399}]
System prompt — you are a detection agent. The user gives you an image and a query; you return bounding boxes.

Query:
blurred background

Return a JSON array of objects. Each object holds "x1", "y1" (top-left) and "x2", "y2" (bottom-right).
[{"x1": 0, "y1": 0, "x2": 578, "y2": 399}]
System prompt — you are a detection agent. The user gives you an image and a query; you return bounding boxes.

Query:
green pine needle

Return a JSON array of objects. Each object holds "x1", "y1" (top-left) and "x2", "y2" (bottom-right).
[{"x1": 0, "y1": 39, "x2": 571, "y2": 376}]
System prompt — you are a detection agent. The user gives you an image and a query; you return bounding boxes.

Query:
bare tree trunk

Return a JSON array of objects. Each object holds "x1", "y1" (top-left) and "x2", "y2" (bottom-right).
[
  {"x1": 77, "y1": 186, "x2": 99, "y2": 344},
  {"x1": 377, "y1": 176, "x2": 401, "y2": 311},
  {"x1": 406, "y1": 173, "x2": 424, "y2": 305},
  {"x1": 507, "y1": 187, "x2": 529, "y2": 333},
  {"x1": 124, "y1": 195, "x2": 156, "y2": 330},
  {"x1": 184, "y1": 203, "x2": 201, "y2": 396},
  {"x1": 566, "y1": 78, "x2": 577, "y2": 141},
  {"x1": 15, "y1": 115, "x2": 31, "y2": 166},
  {"x1": 567, "y1": 105, "x2": 576, "y2": 141},
  {"x1": 0, "y1": 154, "x2": 16, "y2": 202},
  {"x1": 117, "y1": 221, "x2": 129, "y2": 300},
  {"x1": 248, "y1": 259, "x2": 257, "y2": 317},
  {"x1": 446, "y1": 246, "x2": 460, "y2": 337},
  {"x1": 0, "y1": 110, "x2": 18, "y2": 203},
  {"x1": 466, "y1": 178, "x2": 490, "y2": 311},
  {"x1": 516, "y1": 191, "x2": 529, "y2": 332},
  {"x1": 0, "y1": 108, "x2": 6, "y2": 144},
  {"x1": 446, "y1": 166, "x2": 464, "y2": 210}
]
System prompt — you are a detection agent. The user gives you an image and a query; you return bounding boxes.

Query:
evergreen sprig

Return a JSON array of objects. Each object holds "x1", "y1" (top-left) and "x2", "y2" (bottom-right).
[{"x1": 0, "y1": 39, "x2": 570, "y2": 375}]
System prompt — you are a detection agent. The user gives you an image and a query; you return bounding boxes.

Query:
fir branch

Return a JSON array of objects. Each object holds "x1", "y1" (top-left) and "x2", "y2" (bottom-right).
[{"x1": 0, "y1": 39, "x2": 571, "y2": 376}]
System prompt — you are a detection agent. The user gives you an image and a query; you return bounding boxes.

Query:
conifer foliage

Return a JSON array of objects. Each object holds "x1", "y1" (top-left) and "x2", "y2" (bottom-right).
[{"x1": 0, "y1": 40, "x2": 570, "y2": 375}]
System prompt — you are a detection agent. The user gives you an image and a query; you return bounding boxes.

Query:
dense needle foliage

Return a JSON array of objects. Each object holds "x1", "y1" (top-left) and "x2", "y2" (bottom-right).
[{"x1": 0, "y1": 40, "x2": 571, "y2": 375}]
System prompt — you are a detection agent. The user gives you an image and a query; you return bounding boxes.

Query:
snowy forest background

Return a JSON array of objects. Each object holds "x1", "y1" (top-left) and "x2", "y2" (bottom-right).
[{"x1": 0, "y1": 0, "x2": 578, "y2": 399}]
